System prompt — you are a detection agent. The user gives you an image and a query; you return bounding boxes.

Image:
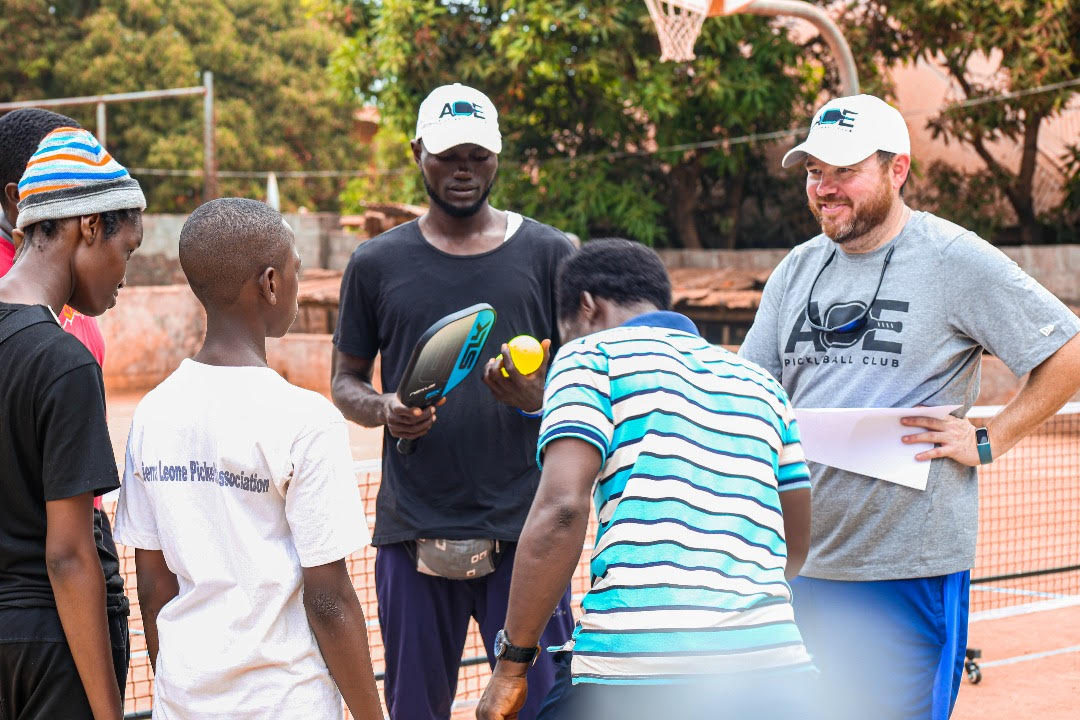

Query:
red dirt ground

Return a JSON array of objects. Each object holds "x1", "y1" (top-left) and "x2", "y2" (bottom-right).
[{"x1": 954, "y1": 605, "x2": 1080, "y2": 719}]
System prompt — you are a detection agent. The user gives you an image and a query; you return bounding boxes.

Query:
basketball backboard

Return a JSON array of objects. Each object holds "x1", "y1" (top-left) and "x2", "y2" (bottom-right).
[{"x1": 663, "y1": 1, "x2": 753, "y2": 15}]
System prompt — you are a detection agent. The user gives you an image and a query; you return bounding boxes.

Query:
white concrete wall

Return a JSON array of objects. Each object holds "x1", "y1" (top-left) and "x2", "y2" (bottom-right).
[{"x1": 127, "y1": 212, "x2": 359, "y2": 285}]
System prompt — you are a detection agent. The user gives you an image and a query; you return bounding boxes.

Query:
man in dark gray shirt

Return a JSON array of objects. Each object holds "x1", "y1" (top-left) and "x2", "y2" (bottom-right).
[
  {"x1": 740, "y1": 93, "x2": 1080, "y2": 720},
  {"x1": 331, "y1": 83, "x2": 574, "y2": 720}
]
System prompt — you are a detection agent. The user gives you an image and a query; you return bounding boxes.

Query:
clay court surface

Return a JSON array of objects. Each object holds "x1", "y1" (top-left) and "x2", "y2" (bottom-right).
[{"x1": 102, "y1": 390, "x2": 1079, "y2": 719}]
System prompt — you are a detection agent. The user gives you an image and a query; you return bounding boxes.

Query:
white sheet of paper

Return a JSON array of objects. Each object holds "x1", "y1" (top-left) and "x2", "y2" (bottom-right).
[{"x1": 793, "y1": 405, "x2": 961, "y2": 491}]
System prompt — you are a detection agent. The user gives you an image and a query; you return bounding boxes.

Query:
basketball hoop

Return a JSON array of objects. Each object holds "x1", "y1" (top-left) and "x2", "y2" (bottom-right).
[
  {"x1": 643, "y1": 1, "x2": 753, "y2": 62},
  {"x1": 643, "y1": 0, "x2": 709, "y2": 62}
]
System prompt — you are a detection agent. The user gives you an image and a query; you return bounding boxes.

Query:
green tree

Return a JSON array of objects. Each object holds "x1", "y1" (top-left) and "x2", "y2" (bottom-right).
[
  {"x1": 0, "y1": 0, "x2": 359, "y2": 212},
  {"x1": 1052, "y1": 143, "x2": 1080, "y2": 241},
  {"x1": 326, "y1": 0, "x2": 825, "y2": 247},
  {"x1": 841, "y1": 0, "x2": 1080, "y2": 244}
]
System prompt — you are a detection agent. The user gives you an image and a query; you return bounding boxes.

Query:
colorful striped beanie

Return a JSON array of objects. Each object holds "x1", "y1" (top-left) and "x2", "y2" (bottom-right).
[{"x1": 16, "y1": 126, "x2": 145, "y2": 230}]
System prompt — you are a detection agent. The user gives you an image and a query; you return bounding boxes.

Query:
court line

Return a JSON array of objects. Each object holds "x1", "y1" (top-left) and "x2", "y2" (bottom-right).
[
  {"x1": 354, "y1": 459, "x2": 382, "y2": 473},
  {"x1": 970, "y1": 596, "x2": 1080, "y2": 622},
  {"x1": 452, "y1": 699, "x2": 481, "y2": 713},
  {"x1": 972, "y1": 585, "x2": 1074, "y2": 599},
  {"x1": 980, "y1": 644, "x2": 1080, "y2": 668}
]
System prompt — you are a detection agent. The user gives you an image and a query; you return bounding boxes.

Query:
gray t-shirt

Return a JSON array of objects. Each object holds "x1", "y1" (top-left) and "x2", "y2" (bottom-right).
[{"x1": 740, "y1": 210, "x2": 1080, "y2": 581}]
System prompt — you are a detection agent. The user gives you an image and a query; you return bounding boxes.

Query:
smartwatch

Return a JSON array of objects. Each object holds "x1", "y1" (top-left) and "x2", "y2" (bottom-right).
[
  {"x1": 493, "y1": 629, "x2": 540, "y2": 665},
  {"x1": 975, "y1": 427, "x2": 993, "y2": 465}
]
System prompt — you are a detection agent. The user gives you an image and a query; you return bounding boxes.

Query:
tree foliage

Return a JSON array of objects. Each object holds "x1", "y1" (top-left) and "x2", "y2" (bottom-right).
[
  {"x1": 841, "y1": 0, "x2": 1080, "y2": 244},
  {"x1": 5, "y1": 1, "x2": 1075, "y2": 245},
  {"x1": 326, "y1": 0, "x2": 826, "y2": 247},
  {"x1": 0, "y1": 0, "x2": 359, "y2": 212}
]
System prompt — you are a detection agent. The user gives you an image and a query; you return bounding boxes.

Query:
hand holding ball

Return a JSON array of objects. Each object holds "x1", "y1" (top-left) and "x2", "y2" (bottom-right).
[{"x1": 499, "y1": 335, "x2": 544, "y2": 377}]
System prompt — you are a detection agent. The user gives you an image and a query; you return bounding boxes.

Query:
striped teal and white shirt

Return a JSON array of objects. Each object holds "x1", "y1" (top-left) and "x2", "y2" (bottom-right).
[{"x1": 538, "y1": 311, "x2": 813, "y2": 685}]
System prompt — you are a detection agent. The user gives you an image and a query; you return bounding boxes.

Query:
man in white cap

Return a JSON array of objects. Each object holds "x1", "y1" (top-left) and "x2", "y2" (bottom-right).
[
  {"x1": 740, "y1": 94, "x2": 1080, "y2": 719},
  {"x1": 331, "y1": 83, "x2": 575, "y2": 720}
]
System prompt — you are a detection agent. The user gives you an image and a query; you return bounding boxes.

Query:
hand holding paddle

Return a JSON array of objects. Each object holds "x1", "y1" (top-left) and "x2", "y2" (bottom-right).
[
  {"x1": 394, "y1": 303, "x2": 497, "y2": 455},
  {"x1": 384, "y1": 395, "x2": 444, "y2": 441}
]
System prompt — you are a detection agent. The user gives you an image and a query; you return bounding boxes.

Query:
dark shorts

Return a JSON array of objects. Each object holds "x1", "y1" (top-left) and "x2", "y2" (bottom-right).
[
  {"x1": 0, "y1": 606, "x2": 129, "y2": 720},
  {"x1": 375, "y1": 541, "x2": 574, "y2": 720}
]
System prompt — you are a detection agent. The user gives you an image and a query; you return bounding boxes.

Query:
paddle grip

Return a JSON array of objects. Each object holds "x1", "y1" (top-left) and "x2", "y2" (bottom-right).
[{"x1": 396, "y1": 437, "x2": 418, "y2": 456}]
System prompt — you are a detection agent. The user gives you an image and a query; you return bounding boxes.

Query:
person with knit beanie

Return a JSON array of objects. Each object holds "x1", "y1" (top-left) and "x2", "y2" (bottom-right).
[
  {"x1": 0, "y1": 109, "x2": 108, "y2": 365},
  {"x1": 0, "y1": 126, "x2": 144, "y2": 720},
  {"x1": 0, "y1": 111, "x2": 132, "y2": 709}
]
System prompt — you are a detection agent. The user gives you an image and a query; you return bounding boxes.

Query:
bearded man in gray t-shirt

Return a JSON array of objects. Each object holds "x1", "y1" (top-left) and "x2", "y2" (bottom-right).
[{"x1": 740, "y1": 94, "x2": 1080, "y2": 720}]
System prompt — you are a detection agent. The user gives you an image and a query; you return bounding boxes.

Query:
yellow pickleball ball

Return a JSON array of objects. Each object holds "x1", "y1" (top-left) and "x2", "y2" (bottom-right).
[{"x1": 499, "y1": 335, "x2": 544, "y2": 377}]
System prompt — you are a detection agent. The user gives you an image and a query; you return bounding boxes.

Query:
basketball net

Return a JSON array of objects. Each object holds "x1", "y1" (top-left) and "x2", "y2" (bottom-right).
[{"x1": 643, "y1": 0, "x2": 709, "y2": 62}]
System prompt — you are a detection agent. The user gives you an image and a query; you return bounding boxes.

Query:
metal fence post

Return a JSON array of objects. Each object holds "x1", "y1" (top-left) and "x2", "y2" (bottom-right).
[
  {"x1": 96, "y1": 101, "x2": 107, "y2": 147},
  {"x1": 203, "y1": 71, "x2": 217, "y2": 202}
]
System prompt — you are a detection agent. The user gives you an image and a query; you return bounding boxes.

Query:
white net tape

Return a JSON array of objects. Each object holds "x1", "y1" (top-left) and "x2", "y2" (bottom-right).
[{"x1": 643, "y1": 0, "x2": 709, "y2": 62}]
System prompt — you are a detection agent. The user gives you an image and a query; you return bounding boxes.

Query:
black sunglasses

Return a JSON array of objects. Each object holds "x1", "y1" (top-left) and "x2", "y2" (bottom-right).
[{"x1": 805, "y1": 245, "x2": 895, "y2": 334}]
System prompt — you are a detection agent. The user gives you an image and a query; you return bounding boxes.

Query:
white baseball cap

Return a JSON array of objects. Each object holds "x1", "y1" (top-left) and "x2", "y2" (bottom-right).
[
  {"x1": 414, "y1": 83, "x2": 502, "y2": 155},
  {"x1": 781, "y1": 94, "x2": 910, "y2": 168}
]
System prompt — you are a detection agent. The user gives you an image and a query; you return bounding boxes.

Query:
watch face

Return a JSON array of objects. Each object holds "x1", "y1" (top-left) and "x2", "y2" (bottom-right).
[
  {"x1": 976, "y1": 428, "x2": 989, "y2": 443},
  {"x1": 494, "y1": 630, "x2": 507, "y2": 658}
]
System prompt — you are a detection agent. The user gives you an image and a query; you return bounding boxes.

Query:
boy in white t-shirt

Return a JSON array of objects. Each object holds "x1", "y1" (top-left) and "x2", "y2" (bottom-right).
[{"x1": 114, "y1": 198, "x2": 381, "y2": 720}]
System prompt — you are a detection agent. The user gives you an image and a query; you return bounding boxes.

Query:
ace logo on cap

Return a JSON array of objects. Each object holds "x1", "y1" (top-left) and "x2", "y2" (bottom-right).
[
  {"x1": 782, "y1": 94, "x2": 910, "y2": 169},
  {"x1": 439, "y1": 100, "x2": 486, "y2": 120},
  {"x1": 814, "y1": 108, "x2": 858, "y2": 129},
  {"x1": 415, "y1": 83, "x2": 502, "y2": 155}
]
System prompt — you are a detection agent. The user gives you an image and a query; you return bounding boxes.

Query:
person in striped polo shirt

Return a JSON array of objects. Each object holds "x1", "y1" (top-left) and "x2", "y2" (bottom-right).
[{"x1": 477, "y1": 239, "x2": 816, "y2": 720}]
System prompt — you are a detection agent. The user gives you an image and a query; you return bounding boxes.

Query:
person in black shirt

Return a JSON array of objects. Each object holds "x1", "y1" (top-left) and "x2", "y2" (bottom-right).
[
  {"x1": 0, "y1": 127, "x2": 144, "y2": 720},
  {"x1": 0, "y1": 108, "x2": 130, "y2": 709},
  {"x1": 332, "y1": 83, "x2": 575, "y2": 720}
]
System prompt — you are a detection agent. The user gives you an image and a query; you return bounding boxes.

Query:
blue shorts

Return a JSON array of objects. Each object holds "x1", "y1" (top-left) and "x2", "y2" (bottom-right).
[{"x1": 790, "y1": 572, "x2": 970, "y2": 720}]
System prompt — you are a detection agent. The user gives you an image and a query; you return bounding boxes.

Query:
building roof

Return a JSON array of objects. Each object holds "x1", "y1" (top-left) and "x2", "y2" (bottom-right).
[{"x1": 669, "y1": 267, "x2": 767, "y2": 313}]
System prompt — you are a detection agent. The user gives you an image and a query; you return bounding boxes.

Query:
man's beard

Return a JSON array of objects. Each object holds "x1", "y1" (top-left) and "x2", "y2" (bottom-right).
[
  {"x1": 423, "y1": 172, "x2": 496, "y2": 218},
  {"x1": 809, "y1": 172, "x2": 894, "y2": 244}
]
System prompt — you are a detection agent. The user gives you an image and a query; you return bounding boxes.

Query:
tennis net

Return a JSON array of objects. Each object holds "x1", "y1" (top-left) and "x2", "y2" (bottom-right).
[
  {"x1": 111, "y1": 403, "x2": 1080, "y2": 718},
  {"x1": 967, "y1": 403, "x2": 1080, "y2": 619}
]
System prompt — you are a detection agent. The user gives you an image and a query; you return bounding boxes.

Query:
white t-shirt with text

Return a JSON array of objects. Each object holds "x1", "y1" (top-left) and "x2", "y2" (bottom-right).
[{"x1": 114, "y1": 359, "x2": 371, "y2": 720}]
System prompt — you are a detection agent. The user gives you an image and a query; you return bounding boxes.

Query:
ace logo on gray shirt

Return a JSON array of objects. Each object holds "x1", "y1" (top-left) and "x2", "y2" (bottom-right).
[{"x1": 785, "y1": 298, "x2": 908, "y2": 355}]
